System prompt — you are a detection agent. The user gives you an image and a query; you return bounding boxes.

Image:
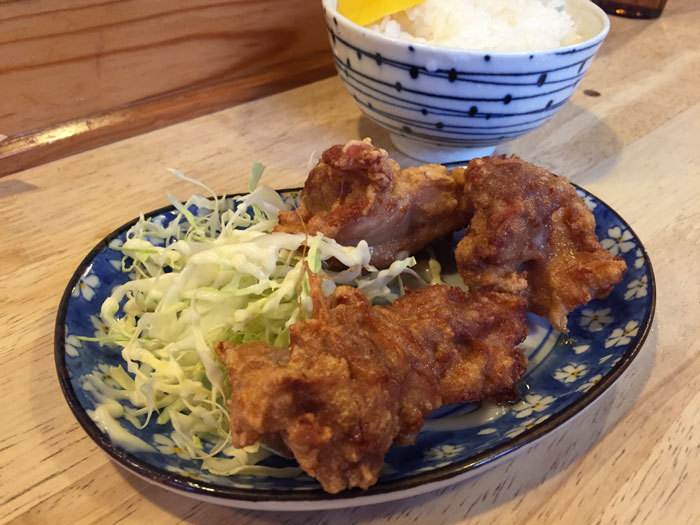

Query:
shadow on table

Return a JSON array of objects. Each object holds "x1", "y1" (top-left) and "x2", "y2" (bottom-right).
[
  {"x1": 354, "y1": 100, "x2": 623, "y2": 188},
  {"x1": 118, "y1": 319, "x2": 657, "y2": 525}
]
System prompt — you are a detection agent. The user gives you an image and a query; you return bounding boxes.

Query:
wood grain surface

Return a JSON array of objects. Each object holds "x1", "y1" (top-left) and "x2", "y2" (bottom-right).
[
  {"x1": 1, "y1": 1, "x2": 699, "y2": 523},
  {"x1": 0, "y1": 0, "x2": 334, "y2": 176}
]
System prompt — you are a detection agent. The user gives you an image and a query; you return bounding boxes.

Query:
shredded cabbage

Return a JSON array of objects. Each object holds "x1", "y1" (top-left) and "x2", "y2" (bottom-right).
[{"x1": 82, "y1": 169, "x2": 418, "y2": 477}]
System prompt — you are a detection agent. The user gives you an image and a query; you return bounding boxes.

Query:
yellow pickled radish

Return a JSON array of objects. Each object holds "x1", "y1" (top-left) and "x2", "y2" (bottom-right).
[{"x1": 337, "y1": 0, "x2": 425, "y2": 27}]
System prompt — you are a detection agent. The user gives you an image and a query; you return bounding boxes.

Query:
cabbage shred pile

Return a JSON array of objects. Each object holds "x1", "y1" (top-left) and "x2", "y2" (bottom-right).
[{"x1": 81, "y1": 169, "x2": 416, "y2": 477}]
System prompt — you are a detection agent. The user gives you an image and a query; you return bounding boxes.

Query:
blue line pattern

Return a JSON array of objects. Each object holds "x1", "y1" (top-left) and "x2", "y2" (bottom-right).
[{"x1": 325, "y1": 18, "x2": 604, "y2": 148}]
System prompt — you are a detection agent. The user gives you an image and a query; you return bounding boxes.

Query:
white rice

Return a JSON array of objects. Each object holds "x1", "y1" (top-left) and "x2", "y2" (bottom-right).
[{"x1": 369, "y1": 0, "x2": 581, "y2": 51}]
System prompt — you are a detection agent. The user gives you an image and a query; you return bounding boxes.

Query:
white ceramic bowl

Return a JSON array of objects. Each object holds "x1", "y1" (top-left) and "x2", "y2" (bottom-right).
[{"x1": 321, "y1": 0, "x2": 610, "y2": 162}]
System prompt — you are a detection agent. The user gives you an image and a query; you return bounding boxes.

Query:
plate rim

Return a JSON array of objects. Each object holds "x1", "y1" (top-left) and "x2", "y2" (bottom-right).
[{"x1": 54, "y1": 185, "x2": 656, "y2": 505}]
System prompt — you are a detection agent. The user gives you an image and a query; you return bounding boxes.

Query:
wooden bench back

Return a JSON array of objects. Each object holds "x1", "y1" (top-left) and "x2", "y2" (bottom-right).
[{"x1": 0, "y1": 0, "x2": 335, "y2": 176}]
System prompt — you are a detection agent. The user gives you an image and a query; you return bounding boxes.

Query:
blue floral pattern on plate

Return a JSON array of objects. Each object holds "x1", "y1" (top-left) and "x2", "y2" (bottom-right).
[{"x1": 55, "y1": 186, "x2": 655, "y2": 506}]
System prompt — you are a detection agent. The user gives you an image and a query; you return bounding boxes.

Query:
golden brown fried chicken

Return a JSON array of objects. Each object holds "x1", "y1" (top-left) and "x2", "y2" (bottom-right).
[
  {"x1": 274, "y1": 138, "x2": 467, "y2": 268},
  {"x1": 453, "y1": 156, "x2": 627, "y2": 332},
  {"x1": 215, "y1": 283, "x2": 527, "y2": 493}
]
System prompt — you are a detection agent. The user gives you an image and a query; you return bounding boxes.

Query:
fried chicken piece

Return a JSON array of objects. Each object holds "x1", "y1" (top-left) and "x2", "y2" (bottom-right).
[
  {"x1": 453, "y1": 156, "x2": 627, "y2": 332},
  {"x1": 274, "y1": 138, "x2": 467, "y2": 268},
  {"x1": 215, "y1": 284, "x2": 527, "y2": 493}
]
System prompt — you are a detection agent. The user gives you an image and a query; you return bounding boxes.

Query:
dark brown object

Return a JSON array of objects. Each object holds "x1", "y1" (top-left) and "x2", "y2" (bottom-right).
[
  {"x1": 453, "y1": 156, "x2": 627, "y2": 332},
  {"x1": 215, "y1": 283, "x2": 527, "y2": 493},
  {"x1": 274, "y1": 138, "x2": 469, "y2": 268},
  {"x1": 592, "y1": 0, "x2": 667, "y2": 18}
]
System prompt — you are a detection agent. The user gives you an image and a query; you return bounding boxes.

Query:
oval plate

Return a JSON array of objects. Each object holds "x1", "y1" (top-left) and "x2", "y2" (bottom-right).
[{"x1": 55, "y1": 186, "x2": 655, "y2": 511}]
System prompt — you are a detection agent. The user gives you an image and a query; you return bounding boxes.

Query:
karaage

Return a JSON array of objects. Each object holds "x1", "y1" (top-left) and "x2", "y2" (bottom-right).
[
  {"x1": 215, "y1": 281, "x2": 527, "y2": 493},
  {"x1": 453, "y1": 156, "x2": 627, "y2": 331},
  {"x1": 274, "y1": 138, "x2": 468, "y2": 268}
]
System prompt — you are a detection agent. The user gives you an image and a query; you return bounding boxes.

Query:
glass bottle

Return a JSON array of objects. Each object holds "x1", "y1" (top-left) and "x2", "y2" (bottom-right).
[{"x1": 592, "y1": 0, "x2": 668, "y2": 18}]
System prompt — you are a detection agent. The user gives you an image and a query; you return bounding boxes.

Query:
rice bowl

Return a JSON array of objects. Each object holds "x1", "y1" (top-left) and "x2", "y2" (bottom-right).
[{"x1": 322, "y1": 0, "x2": 610, "y2": 162}]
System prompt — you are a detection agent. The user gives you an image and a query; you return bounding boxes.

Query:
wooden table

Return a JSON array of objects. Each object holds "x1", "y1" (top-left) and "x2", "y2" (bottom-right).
[{"x1": 2, "y1": 2, "x2": 699, "y2": 523}]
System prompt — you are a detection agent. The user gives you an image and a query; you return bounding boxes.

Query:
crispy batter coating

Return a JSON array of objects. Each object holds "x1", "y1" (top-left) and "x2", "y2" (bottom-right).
[
  {"x1": 215, "y1": 284, "x2": 527, "y2": 493},
  {"x1": 453, "y1": 156, "x2": 627, "y2": 332},
  {"x1": 274, "y1": 138, "x2": 467, "y2": 268}
]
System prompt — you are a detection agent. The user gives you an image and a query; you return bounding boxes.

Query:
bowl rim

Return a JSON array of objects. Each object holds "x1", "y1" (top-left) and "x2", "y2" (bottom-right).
[{"x1": 321, "y1": 0, "x2": 611, "y2": 57}]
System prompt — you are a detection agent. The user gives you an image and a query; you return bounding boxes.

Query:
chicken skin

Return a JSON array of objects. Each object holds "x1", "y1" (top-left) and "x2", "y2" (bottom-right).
[
  {"x1": 453, "y1": 156, "x2": 627, "y2": 332},
  {"x1": 274, "y1": 138, "x2": 468, "y2": 268},
  {"x1": 215, "y1": 283, "x2": 527, "y2": 493}
]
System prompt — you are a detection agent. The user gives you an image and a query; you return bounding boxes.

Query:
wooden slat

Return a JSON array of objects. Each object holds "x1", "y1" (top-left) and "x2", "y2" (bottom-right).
[
  {"x1": 0, "y1": 55, "x2": 334, "y2": 177},
  {"x1": 0, "y1": 0, "x2": 335, "y2": 176}
]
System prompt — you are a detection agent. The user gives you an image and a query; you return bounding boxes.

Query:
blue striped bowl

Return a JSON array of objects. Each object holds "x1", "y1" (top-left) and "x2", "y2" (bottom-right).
[{"x1": 321, "y1": 0, "x2": 610, "y2": 162}]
